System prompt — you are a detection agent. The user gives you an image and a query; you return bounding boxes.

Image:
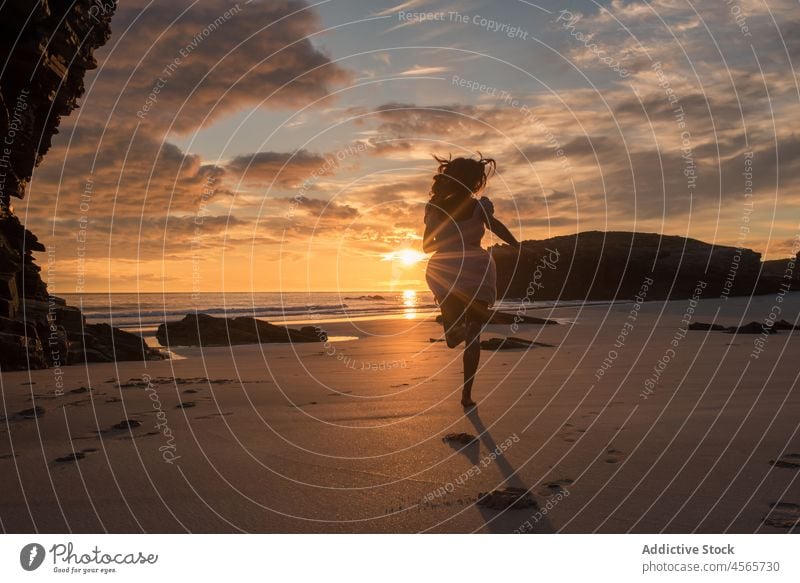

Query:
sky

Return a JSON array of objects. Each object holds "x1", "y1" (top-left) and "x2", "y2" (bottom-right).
[{"x1": 19, "y1": 0, "x2": 800, "y2": 293}]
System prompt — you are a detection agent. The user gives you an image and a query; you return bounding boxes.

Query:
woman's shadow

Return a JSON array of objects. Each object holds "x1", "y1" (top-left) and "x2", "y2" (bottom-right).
[{"x1": 461, "y1": 408, "x2": 555, "y2": 533}]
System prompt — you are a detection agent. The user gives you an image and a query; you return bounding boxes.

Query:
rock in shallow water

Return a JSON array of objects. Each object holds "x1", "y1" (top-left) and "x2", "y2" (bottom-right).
[{"x1": 156, "y1": 313, "x2": 322, "y2": 347}]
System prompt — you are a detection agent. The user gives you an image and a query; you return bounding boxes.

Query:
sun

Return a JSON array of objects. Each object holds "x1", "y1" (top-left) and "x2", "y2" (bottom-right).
[{"x1": 382, "y1": 249, "x2": 427, "y2": 266}]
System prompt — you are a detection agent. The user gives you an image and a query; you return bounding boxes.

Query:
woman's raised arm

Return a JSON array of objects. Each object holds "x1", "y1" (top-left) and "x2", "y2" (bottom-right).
[
  {"x1": 487, "y1": 215, "x2": 520, "y2": 247},
  {"x1": 478, "y1": 197, "x2": 520, "y2": 247}
]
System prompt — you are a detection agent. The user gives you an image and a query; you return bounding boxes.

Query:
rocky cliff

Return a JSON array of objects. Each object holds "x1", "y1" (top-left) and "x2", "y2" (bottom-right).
[
  {"x1": 492, "y1": 231, "x2": 795, "y2": 301},
  {"x1": 0, "y1": 0, "x2": 160, "y2": 371}
]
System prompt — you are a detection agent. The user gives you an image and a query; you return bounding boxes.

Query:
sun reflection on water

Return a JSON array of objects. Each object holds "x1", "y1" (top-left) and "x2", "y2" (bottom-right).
[{"x1": 402, "y1": 289, "x2": 418, "y2": 319}]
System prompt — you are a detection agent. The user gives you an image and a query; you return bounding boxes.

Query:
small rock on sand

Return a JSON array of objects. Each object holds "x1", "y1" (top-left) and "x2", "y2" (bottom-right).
[
  {"x1": 688, "y1": 322, "x2": 727, "y2": 331},
  {"x1": 54, "y1": 452, "x2": 86, "y2": 463}
]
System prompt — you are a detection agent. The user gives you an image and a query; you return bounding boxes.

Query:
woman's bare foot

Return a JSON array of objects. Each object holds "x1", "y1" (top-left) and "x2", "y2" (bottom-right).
[{"x1": 461, "y1": 393, "x2": 476, "y2": 408}]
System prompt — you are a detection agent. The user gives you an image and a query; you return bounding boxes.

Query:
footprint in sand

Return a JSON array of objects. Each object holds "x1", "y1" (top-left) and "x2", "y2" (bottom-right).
[
  {"x1": 90, "y1": 420, "x2": 144, "y2": 441},
  {"x1": 605, "y1": 448, "x2": 626, "y2": 464},
  {"x1": 769, "y1": 453, "x2": 800, "y2": 469},
  {"x1": 557, "y1": 423, "x2": 585, "y2": 443},
  {"x1": 176, "y1": 401, "x2": 196, "y2": 409},
  {"x1": 762, "y1": 502, "x2": 800, "y2": 530},
  {"x1": 537, "y1": 479, "x2": 573, "y2": 497},
  {"x1": 0, "y1": 452, "x2": 19, "y2": 460}
]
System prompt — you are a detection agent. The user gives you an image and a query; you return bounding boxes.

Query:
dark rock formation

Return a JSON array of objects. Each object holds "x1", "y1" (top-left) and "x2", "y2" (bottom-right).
[
  {"x1": 156, "y1": 313, "x2": 322, "y2": 347},
  {"x1": 492, "y1": 231, "x2": 793, "y2": 301},
  {"x1": 689, "y1": 321, "x2": 779, "y2": 335},
  {"x1": 727, "y1": 322, "x2": 778, "y2": 335},
  {"x1": 688, "y1": 322, "x2": 727, "y2": 331},
  {"x1": 0, "y1": 0, "x2": 115, "y2": 211},
  {"x1": 761, "y1": 252, "x2": 800, "y2": 285},
  {"x1": 344, "y1": 295, "x2": 385, "y2": 300},
  {"x1": 299, "y1": 325, "x2": 328, "y2": 340},
  {"x1": 0, "y1": 1, "x2": 159, "y2": 370}
]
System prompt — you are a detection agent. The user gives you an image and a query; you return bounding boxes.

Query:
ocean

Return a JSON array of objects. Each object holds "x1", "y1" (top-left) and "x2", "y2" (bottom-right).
[
  {"x1": 56, "y1": 291, "x2": 573, "y2": 347},
  {"x1": 58, "y1": 291, "x2": 439, "y2": 331}
]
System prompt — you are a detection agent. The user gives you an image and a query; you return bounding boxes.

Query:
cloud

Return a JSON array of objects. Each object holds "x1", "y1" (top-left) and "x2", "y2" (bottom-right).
[
  {"x1": 109, "y1": 0, "x2": 351, "y2": 132},
  {"x1": 22, "y1": 0, "x2": 356, "y2": 289},
  {"x1": 22, "y1": 0, "x2": 800, "y2": 294},
  {"x1": 226, "y1": 149, "x2": 331, "y2": 188}
]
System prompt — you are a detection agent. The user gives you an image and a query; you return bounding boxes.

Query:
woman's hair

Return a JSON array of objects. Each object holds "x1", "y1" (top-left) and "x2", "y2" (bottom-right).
[{"x1": 429, "y1": 153, "x2": 496, "y2": 219}]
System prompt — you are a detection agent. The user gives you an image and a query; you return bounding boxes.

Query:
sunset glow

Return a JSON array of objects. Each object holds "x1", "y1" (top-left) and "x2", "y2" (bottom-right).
[
  {"x1": 383, "y1": 249, "x2": 428, "y2": 267},
  {"x1": 14, "y1": 0, "x2": 798, "y2": 296}
]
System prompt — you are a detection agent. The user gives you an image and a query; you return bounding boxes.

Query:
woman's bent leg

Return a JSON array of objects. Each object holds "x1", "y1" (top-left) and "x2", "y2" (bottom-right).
[{"x1": 439, "y1": 295, "x2": 466, "y2": 348}]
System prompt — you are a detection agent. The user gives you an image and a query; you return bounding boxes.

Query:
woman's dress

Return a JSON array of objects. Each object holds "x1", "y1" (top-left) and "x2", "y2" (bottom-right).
[{"x1": 425, "y1": 196, "x2": 497, "y2": 306}]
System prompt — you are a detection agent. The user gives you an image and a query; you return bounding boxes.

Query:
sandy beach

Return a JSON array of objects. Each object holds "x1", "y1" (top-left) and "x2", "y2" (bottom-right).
[{"x1": 1, "y1": 293, "x2": 798, "y2": 533}]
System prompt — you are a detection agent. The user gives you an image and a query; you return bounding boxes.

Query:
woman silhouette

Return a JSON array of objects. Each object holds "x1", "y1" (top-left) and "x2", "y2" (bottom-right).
[{"x1": 423, "y1": 154, "x2": 520, "y2": 408}]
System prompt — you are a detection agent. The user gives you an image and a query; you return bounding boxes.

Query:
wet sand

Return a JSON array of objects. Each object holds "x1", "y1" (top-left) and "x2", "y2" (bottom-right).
[{"x1": 1, "y1": 293, "x2": 798, "y2": 533}]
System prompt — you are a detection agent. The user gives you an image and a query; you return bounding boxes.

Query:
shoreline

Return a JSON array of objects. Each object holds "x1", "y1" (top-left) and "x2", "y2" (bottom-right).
[{"x1": 98, "y1": 297, "x2": 622, "y2": 342}]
